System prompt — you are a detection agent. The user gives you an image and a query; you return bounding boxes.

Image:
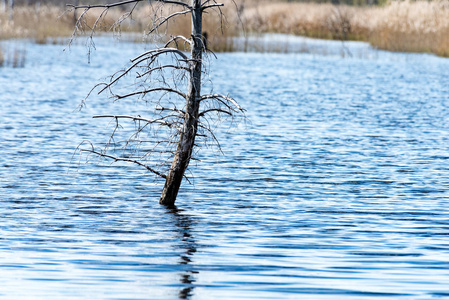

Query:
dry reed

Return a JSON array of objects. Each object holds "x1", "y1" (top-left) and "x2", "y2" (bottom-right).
[
  {"x1": 368, "y1": 1, "x2": 449, "y2": 56},
  {"x1": 0, "y1": 5, "x2": 73, "y2": 42},
  {"x1": 241, "y1": 0, "x2": 449, "y2": 57},
  {"x1": 241, "y1": 2, "x2": 370, "y2": 40},
  {"x1": 0, "y1": 47, "x2": 4, "y2": 67},
  {"x1": 1, "y1": 1, "x2": 449, "y2": 56},
  {"x1": 129, "y1": 2, "x2": 239, "y2": 52},
  {"x1": 0, "y1": 4, "x2": 143, "y2": 43}
]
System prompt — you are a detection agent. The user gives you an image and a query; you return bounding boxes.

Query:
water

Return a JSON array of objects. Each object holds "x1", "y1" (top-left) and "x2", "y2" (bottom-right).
[{"x1": 1, "y1": 37, "x2": 449, "y2": 299}]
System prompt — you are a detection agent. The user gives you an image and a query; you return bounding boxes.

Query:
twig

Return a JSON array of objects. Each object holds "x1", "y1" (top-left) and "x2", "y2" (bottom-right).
[
  {"x1": 93, "y1": 114, "x2": 183, "y2": 130},
  {"x1": 82, "y1": 149, "x2": 167, "y2": 178}
]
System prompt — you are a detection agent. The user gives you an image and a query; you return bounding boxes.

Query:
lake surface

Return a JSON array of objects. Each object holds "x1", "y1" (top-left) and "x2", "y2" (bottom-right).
[{"x1": 1, "y1": 36, "x2": 449, "y2": 299}]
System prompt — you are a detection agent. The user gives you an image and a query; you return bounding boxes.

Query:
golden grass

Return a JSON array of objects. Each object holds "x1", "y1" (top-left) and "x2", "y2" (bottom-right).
[
  {"x1": 368, "y1": 1, "x2": 449, "y2": 56},
  {"x1": 241, "y1": 2, "x2": 369, "y2": 40},
  {"x1": 0, "y1": 3, "x2": 236, "y2": 50},
  {"x1": 129, "y1": 2, "x2": 238, "y2": 51},
  {"x1": 241, "y1": 0, "x2": 449, "y2": 57},
  {"x1": 2, "y1": 1, "x2": 449, "y2": 56},
  {"x1": 0, "y1": 4, "x2": 144, "y2": 43},
  {"x1": 0, "y1": 5, "x2": 73, "y2": 42}
]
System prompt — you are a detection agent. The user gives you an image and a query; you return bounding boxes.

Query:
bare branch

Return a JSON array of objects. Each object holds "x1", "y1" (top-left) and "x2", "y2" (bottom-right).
[
  {"x1": 93, "y1": 114, "x2": 182, "y2": 130},
  {"x1": 202, "y1": 3, "x2": 224, "y2": 11},
  {"x1": 199, "y1": 108, "x2": 232, "y2": 117},
  {"x1": 198, "y1": 123, "x2": 223, "y2": 154},
  {"x1": 148, "y1": 9, "x2": 192, "y2": 36},
  {"x1": 67, "y1": 0, "x2": 191, "y2": 10},
  {"x1": 68, "y1": 0, "x2": 138, "y2": 9},
  {"x1": 201, "y1": 0, "x2": 220, "y2": 7},
  {"x1": 200, "y1": 94, "x2": 245, "y2": 112},
  {"x1": 115, "y1": 87, "x2": 187, "y2": 100},
  {"x1": 97, "y1": 48, "x2": 189, "y2": 95},
  {"x1": 132, "y1": 48, "x2": 189, "y2": 63},
  {"x1": 97, "y1": 62, "x2": 140, "y2": 94},
  {"x1": 69, "y1": 7, "x2": 91, "y2": 46},
  {"x1": 136, "y1": 64, "x2": 189, "y2": 79},
  {"x1": 72, "y1": 0, "x2": 244, "y2": 206},
  {"x1": 156, "y1": 106, "x2": 186, "y2": 115},
  {"x1": 165, "y1": 35, "x2": 193, "y2": 49},
  {"x1": 82, "y1": 149, "x2": 167, "y2": 179},
  {"x1": 93, "y1": 8, "x2": 109, "y2": 32},
  {"x1": 111, "y1": 2, "x2": 139, "y2": 34}
]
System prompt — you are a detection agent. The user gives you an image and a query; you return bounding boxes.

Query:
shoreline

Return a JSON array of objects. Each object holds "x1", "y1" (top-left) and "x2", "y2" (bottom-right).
[{"x1": 1, "y1": 1, "x2": 449, "y2": 57}]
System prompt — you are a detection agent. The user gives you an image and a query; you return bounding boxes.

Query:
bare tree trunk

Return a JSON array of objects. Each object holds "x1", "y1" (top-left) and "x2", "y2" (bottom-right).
[
  {"x1": 160, "y1": 0, "x2": 203, "y2": 207},
  {"x1": 72, "y1": 0, "x2": 243, "y2": 207},
  {"x1": 8, "y1": 0, "x2": 13, "y2": 21}
]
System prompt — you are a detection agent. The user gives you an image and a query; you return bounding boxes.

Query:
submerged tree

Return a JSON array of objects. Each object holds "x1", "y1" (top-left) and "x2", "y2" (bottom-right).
[{"x1": 70, "y1": 0, "x2": 244, "y2": 207}]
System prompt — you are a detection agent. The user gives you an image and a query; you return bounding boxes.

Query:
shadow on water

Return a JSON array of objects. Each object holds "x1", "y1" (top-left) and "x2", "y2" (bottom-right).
[{"x1": 166, "y1": 206, "x2": 199, "y2": 299}]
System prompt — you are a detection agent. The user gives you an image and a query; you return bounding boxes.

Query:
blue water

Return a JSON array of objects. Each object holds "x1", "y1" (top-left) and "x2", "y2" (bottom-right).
[{"x1": 1, "y1": 37, "x2": 449, "y2": 299}]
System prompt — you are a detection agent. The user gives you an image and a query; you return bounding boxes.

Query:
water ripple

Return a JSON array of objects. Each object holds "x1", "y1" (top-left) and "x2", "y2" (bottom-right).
[{"x1": 1, "y1": 39, "x2": 449, "y2": 299}]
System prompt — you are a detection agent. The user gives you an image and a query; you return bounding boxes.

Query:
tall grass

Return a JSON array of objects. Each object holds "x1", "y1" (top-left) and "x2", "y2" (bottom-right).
[
  {"x1": 369, "y1": 1, "x2": 449, "y2": 57},
  {"x1": 0, "y1": 3, "x2": 236, "y2": 50},
  {"x1": 129, "y1": 2, "x2": 239, "y2": 52},
  {"x1": 0, "y1": 4, "x2": 144, "y2": 43},
  {"x1": 241, "y1": 2, "x2": 369, "y2": 40},
  {"x1": 0, "y1": 5, "x2": 72, "y2": 42},
  {"x1": 1, "y1": 1, "x2": 449, "y2": 56},
  {"x1": 241, "y1": 0, "x2": 449, "y2": 57}
]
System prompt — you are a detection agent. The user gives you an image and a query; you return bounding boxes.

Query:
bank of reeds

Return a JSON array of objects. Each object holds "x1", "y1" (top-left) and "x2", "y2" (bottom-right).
[
  {"x1": 0, "y1": 3, "x2": 236, "y2": 49},
  {"x1": 125, "y1": 2, "x2": 238, "y2": 51},
  {"x1": 241, "y1": 0, "x2": 449, "y2": 57},
  {"x1": 0, "y1": 4, "x2": 148, "y2": 43},
  {"x1": 369, "y1": 1, "x2": 449, "y2": 57},
  {"x1": 1, "y1": 5, "x2": 71, "y2": 43},
  {"x1": 1, "y1": 1, "x2": 449, "y2": 56}
]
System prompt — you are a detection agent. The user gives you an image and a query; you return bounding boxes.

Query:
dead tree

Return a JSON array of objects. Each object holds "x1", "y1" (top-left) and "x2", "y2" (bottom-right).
[
  {"x1": 7, "y1": 0, "x2": 13, "y2": 20},
  {"x1": 70, "y1": 0, "x2": 244, "y2": 207}
]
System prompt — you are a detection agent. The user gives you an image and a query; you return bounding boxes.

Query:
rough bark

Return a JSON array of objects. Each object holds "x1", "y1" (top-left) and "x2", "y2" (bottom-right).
[{"x1": 160, "y1": 0, "x2": 203, "y2": 207}]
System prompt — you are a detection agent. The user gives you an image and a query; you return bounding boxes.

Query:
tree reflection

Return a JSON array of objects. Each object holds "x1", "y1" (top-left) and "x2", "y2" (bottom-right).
[{"x1": 168, "y1": 206, "x2": 198, "y2": 299}]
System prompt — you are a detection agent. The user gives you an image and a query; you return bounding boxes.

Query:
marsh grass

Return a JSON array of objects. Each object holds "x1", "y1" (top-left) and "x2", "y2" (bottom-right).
[
  {"x1": 0, "y1": 4, "x2": 143, "y2": 43},
  {"x1": 131, "y1": 3, "x2": 238, "y2": 52},
  {"x1": 0, "y1": 5, "x2": 72, "y2": 42},
  {"x1": 0, "y1": 45, "x2": 26, "y2": 68},
  {"x1": 2, "y1": 1, "x2": 449, "y2": 56},
  {"x1": 0, "y1": 2, "x2": 240, "y2": 52},
  {"x1": 368, "y1": 1, "x2": 449, "y2": 57},
  {"x1": 242, "y1": 0, "x2": 449, "y2": 57},
  {"x1": 241, "y1": 2, "x2": 370, "y2": 40},
  {"x1": 0, "y1": 47, "x2": 4, "y2": 67}
]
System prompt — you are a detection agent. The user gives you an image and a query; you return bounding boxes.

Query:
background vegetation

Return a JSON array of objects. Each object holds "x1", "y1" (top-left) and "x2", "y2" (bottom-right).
[{"x1": 1, "y1": 0, "x2": 449, "y2": 57}]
